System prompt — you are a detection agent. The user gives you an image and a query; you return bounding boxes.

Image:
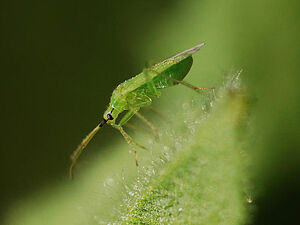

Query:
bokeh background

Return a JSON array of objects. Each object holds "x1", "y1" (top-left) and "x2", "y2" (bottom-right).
[{"x1": 1, "y1": 0, "x2": 299, "y2": 224}]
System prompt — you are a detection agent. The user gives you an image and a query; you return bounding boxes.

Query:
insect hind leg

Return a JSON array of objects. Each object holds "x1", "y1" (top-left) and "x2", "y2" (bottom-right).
[{"x1": 173, "y1": 79, "x2": 215, "y2": 92}]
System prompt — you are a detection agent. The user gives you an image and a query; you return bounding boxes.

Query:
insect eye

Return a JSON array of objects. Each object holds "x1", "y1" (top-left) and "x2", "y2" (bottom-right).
[{"x1": 107, "y1": 113, "x2": 114, "y2": 120}]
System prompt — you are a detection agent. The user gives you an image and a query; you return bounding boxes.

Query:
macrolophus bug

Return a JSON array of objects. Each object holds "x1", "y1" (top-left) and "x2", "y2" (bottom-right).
[{"x1": 70, "y1": 43, "x2": 213, "y2": 178}]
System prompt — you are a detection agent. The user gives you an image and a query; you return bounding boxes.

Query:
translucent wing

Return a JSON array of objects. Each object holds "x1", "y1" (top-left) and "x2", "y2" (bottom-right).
[
  {"x1": 166, "y1": 42, "x2": 205, "y2": 62},
  {"x1": 151, "y1": 42, "x2": 205, "y2": 72}
]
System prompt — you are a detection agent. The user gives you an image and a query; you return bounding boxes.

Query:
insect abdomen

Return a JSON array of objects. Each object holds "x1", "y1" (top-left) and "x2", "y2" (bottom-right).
[{"x1": 153, "y1": 56, "x2": 193, "y2": 89}]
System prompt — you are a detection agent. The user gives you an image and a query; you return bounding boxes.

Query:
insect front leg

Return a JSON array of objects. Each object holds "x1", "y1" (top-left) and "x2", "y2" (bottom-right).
[
  {"x1": 118, "y1": 110, "x2": 136, "y2": 126},
  {"x1": 112, "y1": 123, "x2": 146, "y2": 166},
  {"x1": 126, "y1": 92, "x2": 159, "y2": 139},
  {"x1": 116, "y1": 111, "x2": 148, "y2": 150},
  {"x1": 173, "y1": 79, "x2": 215, "y2": 92}
]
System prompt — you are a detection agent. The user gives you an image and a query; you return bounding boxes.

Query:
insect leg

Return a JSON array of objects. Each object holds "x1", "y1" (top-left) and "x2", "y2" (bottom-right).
[
  {"x1": 115, "y1": 125, "x2": 147, "y2": 150},
  {"x1": 112, "y1": 124, "x2": 146, "y2": 166},
  {"x1": 116, "y1": 125, "x2": 138, "y2": 166},
  {"x1": 125, "y1": 123, "x2": 153, "y2": 138},
  {"x1": 133, "y1": 110, "x2": 158, "y2": 139},
  {"x1": 119, "y1": 110, "x2": 153, "y2": 138},
  {"x1": 173, "y1": 79, "x2": 215, "y2": 92},
  {"x1": 116, "y1": 124, "x2": 147, "y2": 151},
  {"x1": 144, "y1": 106, "x2": 168, "y2": 121},
  {"x1": 118, "y1": 110, "x2": 136, "y2": 126}
]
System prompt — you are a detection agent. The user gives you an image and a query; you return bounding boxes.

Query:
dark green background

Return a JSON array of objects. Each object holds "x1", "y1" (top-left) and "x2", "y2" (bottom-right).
[
  {"x1": 1, "y1": 0, "x2": 299, "y2": 223},
  {"x1": 1, "y1": 0, "x2": 175, "y2": 216}
]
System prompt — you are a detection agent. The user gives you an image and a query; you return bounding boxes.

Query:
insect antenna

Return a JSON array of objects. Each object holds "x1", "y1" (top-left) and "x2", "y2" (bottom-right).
[{"x1": 69, "y1": 119, "x2": 107, "y2": 179}]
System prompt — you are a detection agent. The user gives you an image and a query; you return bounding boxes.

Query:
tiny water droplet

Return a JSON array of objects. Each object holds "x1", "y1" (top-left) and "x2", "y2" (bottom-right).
[
  {"x1": 182, "y1": 102, "x2": 189, "y2": 110},
  {"x1": 104, "y1": 178, "x2": 114, "y2": 187},
  {"x1": 247, "y1": 197, "x2": 253, "y2": 203}
]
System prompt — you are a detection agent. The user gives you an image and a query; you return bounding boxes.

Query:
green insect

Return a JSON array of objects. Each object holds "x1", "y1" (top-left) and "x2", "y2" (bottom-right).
[{"x1": 70, "y1": 43, "x2": 213, "y2": 178}]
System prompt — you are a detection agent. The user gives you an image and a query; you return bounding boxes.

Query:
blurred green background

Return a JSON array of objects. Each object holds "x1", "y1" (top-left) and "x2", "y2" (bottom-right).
[
  {"x1": 1, "y1": 0, "x2": 299, "y2": 224},
  {"x1": 1, "y1": 0, "x2": 175, "y2": 216}
]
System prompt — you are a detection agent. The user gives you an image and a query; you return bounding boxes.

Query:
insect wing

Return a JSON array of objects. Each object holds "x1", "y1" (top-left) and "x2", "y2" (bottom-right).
[{"x1": 164, "y1": 42, "x2": 205, "y2": 63}]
